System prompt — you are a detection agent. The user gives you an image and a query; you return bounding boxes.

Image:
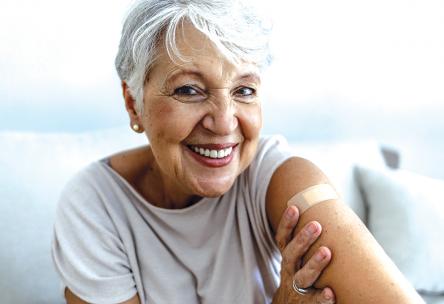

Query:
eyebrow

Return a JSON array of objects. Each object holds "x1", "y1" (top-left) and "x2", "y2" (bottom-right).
[
  {"x1": 167, "y1": 70, "x2": 203, "y2": 82},
  {"x1": 165, "y1": 69, "x2": 261, "y2": 84},
  {"x1": 238, "y1": 72, "x2": 261, "y2": 84}
]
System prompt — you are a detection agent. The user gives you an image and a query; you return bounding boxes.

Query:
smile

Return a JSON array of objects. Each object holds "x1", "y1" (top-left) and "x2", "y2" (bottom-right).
[
  {"x1": 188, "y1": 145, "x2": 233, "y2": 159},
  {"x1": 185, "y1": 143, "x2": 238, "y2": 168}
]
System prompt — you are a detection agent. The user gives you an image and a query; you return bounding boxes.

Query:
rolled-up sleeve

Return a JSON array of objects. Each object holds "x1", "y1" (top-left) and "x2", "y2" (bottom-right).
[
  {"x1": 247, "y1": 135, "x2": 295, "y2": 256},
  {"x1": 51, "y1": 175, "x2": 137, "y2": 304}
]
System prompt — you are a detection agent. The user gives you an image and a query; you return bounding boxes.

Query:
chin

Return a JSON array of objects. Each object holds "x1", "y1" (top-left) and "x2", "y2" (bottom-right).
[{"x1": 193, "y1": 178, "x2": 236, "y2": 198}]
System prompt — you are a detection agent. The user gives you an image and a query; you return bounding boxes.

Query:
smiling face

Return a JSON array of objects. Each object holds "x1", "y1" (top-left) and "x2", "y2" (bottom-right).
[{"x1": 129, "y1": 22, "x2": 263, "y2": 205}]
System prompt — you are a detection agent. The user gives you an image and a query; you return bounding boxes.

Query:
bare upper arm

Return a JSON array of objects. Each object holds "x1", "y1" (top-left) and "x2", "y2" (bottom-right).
[
  {"x1": 266, "y1": 156, "x2": 331, "y2": 234},
  {"x1": 265, "y1": 157, "x2": 423, "y2": 304},
  {"x1": 65, "y1": 288, "x2": 140, "y2": 304}
]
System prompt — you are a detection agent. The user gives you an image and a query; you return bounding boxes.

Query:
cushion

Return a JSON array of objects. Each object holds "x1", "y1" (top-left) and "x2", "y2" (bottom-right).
[
  {"x1": 356, "y1": 165, "x2": 444, "y2": 293},
  {"x1": 0, "y1": 127, "x2": 146, "y2": 303}
]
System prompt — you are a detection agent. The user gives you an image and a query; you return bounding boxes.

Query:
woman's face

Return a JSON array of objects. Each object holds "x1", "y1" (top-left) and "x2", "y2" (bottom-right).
[{"x1": 138, "y1": 22, "x2": 262, "y2": 199}]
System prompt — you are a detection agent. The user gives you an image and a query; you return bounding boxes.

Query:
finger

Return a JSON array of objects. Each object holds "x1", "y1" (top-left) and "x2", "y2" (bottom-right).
[
  {"x1": 292, "y1": 246, "x2": 331, "y2": 288},
  {"x1": 281, "y1": 221, "x2": 322, "y2": 273},
  {"x1": 313, "y1": 287, "x2": 336, "y2": 304},
  {"x1": 288, "y1": 286, "x2": 335, "y2": 304},
  {"x1": 274, "y1": 206, "x2": 300, "y2": 252}
]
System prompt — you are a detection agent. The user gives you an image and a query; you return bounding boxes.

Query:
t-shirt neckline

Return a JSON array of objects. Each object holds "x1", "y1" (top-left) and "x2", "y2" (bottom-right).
[{"x1": 97, "y1": 157, "x2": 212, "y2": 215}]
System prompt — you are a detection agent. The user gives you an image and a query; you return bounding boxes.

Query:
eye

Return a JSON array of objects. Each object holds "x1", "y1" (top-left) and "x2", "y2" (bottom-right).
[
  {"x1": 233, "y1": 86, "x2": 257, "y2": 103},
  {"x1": 174, "y1": 85, "x2": 199, "y2": 96},
  {"x1": 172, "y1": 85, "x2": 206, "y2": 103},
  {"x1": 235, "y1": 87, "x2": 255, "y2": 96}
]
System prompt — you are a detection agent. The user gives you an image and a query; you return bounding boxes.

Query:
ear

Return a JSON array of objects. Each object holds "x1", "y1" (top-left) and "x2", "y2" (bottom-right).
[{"x1": 122, "y1": 81, "x2": 144, "y2": 133}]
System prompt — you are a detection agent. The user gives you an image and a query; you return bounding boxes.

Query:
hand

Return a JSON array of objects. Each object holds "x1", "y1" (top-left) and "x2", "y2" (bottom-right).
[{"x1": 272, "y1": 206, "x2": 335, "y2": 304}]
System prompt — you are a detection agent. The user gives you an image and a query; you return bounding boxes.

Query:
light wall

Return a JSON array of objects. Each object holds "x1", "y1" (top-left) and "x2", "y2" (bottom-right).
[{"x1": 1, "y1": 0, "x2": 443, "y2": 178}]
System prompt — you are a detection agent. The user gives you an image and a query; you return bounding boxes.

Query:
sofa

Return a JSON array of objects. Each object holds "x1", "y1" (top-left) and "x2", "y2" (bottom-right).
[{"x1": 1, "y1": 127, "x2": 443, "y2": 303}]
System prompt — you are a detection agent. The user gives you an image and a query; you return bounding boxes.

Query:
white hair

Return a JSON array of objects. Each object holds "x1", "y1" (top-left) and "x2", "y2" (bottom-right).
[{"x1": 115, "y1": 0, "x2": 272, "y2": 113}]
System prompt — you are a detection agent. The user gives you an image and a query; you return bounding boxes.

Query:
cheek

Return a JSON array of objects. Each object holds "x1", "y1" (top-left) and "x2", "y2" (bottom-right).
[
  {"x1": 237, "y1": 104, "x2": 262, "y2": 168},
  {"x1": 143, "y1": 101, "x2": 201, "y2": 143},
  {"x1": 238, "y1": 104, "x2": 262, "y2": 139}
]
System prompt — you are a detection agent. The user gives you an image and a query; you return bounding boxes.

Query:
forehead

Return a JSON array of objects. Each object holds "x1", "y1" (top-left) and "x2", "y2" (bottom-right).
[{"x1": 149, "y1": 21, "x2": 260, "y2": 84}]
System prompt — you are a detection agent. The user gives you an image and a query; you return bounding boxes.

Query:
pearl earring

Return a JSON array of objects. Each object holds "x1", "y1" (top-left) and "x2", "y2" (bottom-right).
[{"x1": 132, "y1": 124, "x2": 140, "y2": 132}]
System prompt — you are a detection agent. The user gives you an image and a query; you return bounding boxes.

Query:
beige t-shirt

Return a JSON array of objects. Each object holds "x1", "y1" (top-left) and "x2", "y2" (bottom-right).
[{"x1": 51, "y1": 135, "x2": 294, "y2": 304}]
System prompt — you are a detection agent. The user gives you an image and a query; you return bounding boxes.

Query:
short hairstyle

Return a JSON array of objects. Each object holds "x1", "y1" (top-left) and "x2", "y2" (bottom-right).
[{"x1": 115, "y1": 0, "x2": 272, "y2": 113}]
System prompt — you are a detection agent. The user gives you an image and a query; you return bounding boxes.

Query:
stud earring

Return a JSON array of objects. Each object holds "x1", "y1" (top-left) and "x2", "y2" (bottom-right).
[{"x1": 132, "y1": 124, "x2": 140, "y2": 132}]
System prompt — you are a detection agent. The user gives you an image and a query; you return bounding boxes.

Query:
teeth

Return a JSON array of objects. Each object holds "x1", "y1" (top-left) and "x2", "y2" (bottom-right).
[
  {"x1": 190, "y1": 145, "x2": 234, "y2": 159},
  {"x1": 225, "y1": 147, "x2": 232, "y2": 156}
]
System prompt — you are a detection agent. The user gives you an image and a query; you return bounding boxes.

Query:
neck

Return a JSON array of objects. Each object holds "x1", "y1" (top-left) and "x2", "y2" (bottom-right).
[{"x1": 141, "y1": 149, "x2": 202, "y2": 210}]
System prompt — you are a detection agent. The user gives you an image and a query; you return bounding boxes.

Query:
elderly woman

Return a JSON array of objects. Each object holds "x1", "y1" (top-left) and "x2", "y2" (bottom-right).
[{"x1": 52, "y1": 0, "x2": 424, "y2": 303}]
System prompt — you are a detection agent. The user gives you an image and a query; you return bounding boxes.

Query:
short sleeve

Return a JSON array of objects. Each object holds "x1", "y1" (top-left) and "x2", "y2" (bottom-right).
[
  {"x1": 246, "y1": 135, "x2": 295, "y2": 255},
  {"x1": 51, "y1": 171, "x2": 137, "y2": 303}
]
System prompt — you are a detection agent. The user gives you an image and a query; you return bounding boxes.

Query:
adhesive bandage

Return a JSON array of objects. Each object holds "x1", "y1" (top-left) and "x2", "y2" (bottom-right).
[{"x1": 287, "y1": 184, "x2": 339, "y2": 214}]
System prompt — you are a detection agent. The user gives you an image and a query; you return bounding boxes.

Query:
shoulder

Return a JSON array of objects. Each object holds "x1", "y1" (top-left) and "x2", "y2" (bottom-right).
[
  {"x1": 56, "y1": 144, "x2": 152, "y2": 219},
  {"x1": 246, "y1": 135, "x2": 294, "y2": 178},
  {"x1": 56, "y1": 151, "x2": 131, "y2": 219},
  {"x1": 253, "y1": 135, "x2": 293, "y2": 161},
  {"x1": 107, "y1": 145, "x2": 151, "y2": 184},
  {"x1": 265, "y1": 156, "x2": 334, "y2": 234},
  {"x1": 58, "y1": 161, "x2": 104, "y2": 202},
  {"x1": 241, "y1": 135, "x2": 295, "y2": 204},
  {"x1": 55, "y1": 161, "x2": 111, "y2": 223}
]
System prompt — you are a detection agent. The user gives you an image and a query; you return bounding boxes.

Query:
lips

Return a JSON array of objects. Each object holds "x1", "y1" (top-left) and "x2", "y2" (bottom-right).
[
  {"x1": 184, "y1": 143, "x2": 238, "y2": 168},
  {"x1": 187, "y1": 143, "x2": 237, "y2": 150}
]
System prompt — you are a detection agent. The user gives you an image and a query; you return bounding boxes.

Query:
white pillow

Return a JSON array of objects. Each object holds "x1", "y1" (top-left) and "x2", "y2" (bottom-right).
[
  {"x1": 0, "y1": 127, "x2": 147, "y2": 303},
  {"x1": 356, "y1": 165, "x2": 444, "y2": 293}
]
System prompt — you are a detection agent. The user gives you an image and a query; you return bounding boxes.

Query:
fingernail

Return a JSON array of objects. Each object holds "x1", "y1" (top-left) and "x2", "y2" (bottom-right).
[
  {"x1": 286, "y1": 207, "x2": 295, "y2": 219},
  {"x1": 307, "y1": 222, "x2": 319, "y2": 235},
  {"x1": 323, "y1": 288, "x2": 332, "y2": 300},
  {"x1": 315, "y1": 250, "x2": 326, "y2": 262}
]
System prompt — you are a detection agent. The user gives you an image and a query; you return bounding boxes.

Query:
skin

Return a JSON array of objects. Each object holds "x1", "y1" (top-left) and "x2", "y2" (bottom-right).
[
  {"x1": 267, "y1": 157, "x2": 425, "y2": 303},
  {"x1": 120, "y1": 22, "x2": 263, "y2": 210},
  {"x1": 66, "y1": 22, "x2": 350, "y2": 304}
]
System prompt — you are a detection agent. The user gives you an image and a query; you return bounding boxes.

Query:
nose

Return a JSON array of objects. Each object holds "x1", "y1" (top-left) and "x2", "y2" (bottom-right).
[{"x1": 201, "y1": 92, "x2": 238, "y2": 135}]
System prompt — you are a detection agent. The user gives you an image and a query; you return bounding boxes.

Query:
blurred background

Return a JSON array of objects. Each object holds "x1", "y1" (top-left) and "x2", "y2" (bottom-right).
[{"x1": 1, "y1": 0, "x2": 443, "y2": 179}]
